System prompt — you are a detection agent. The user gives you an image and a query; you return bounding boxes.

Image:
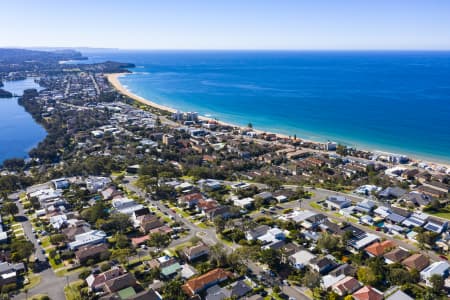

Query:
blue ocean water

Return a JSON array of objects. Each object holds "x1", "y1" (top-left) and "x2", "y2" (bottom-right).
[
  {"x1": 54, "y1": 51, "x2": 450, "y2": 163},
  {"x1": 0, "y1": 78, "x2": 46, "y2": 163}
]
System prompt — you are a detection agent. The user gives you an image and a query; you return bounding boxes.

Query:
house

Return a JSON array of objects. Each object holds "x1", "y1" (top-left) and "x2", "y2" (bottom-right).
[
  {"x1": 385, "y1": 213, "x2": 406, "y2": 225},
  {"x1": 401, "y1": 191, "x2": 432, "y2": 207},
  {"x1": 160, "y1": 262, "x2": 182, "y2": 278},
  {"x1": 326, "y1": 196, "x2": 352, "y2": 210},
  {"x1": 351, "y1": 233, "x2": 380, "y2": 251},
  {"x1": 101, "y1": 187, "x2": 123, "y2": 200},
  {"x1": 178, "y1": 193, "x2": 204, "y2": 208},
  {"x1": 328, "y1": 263, "x2": 357, "y2": 277},
  {"x1": 103, "y1": 272, "x2": 136, "y2": 294},
  {"x1": 302, "y1": 213, "x2": 327, "y2": 229},
  {"x1": 68, "y1": 230, "x2": 107, "y2": 250},
  {"x1": 374, "y1": 206, "x2": 392, "y2": 219},
  {"x1": 233, "y1": 197, "x2": 254, "y2": 209},
  {"x1": 332, "y1": 276, "x2": 362, "y2": 296},
  {"x1": 355, "y1": 199, "x2": 376, "y2": 213},
  {"x1": 49, "y1": 214, "x2": 68, "y2": 230},
  {"x1": 254, "y1": 191, "x2": 273, "y2": 202},
  {"x1": 365, "y1": 240, "x2": 396, "y2": 257},
  {"x1": 183, "y1": 242, "x2": 210, "y2": 261},
  {"x1": 52, "y1": 178, "x2": 70, "y2": 189},
  {"x1": 62, "y1": 220, "x2": 91, "y2": 241},
  {"x1": 401, "y1": 253, "x2": 429, "y2": 271},
  {"x1": 0, "y1": 262, "x2": 24, "y2": 287},
  {"x1": 206, "y1": 206, "x2": 234, "y2": 221},
  {"x1": 322, "y1": 274, "x2": 346, "y2": 290},
  {"x1": 420, "y1": 261, "x2": 450, "y2": 286},
  {"x1": 383, "y1": 248, "x2": 410, "y2": 264},
  {"x1": 86, "y1": 177, "x2": 111, "y2": 192},
  {"x1": 257, "y1": 228, "x2": 285, "y2": 244},
  {"x1": 424, "y1": 217, "x2": 448, "y2": 233},
  {"x1": 385, "y1": 290, "x2": 414, "y2": 300},
  {"x1": 86, "y1": 266, "x2": 127, "y2": 291},
  {"x1": 139, "y1": 215, "x2": 163, "y2": 234},
  {"x1": 289, "y1": 250, "x2": 317, "y2": 269},
  {"x1": 197, "y1": 199, "x2": 219, "y2": 215},
  {"x1": 352, "y1": 286, "x2": 384, "y2": 300},
  {"x1": 309, "y1": 256, "x2": 337, "y2": 274},
  {"x1": 246, "y1": 225, "x2": 270, "y2": 241},
  {"x1": 205, "y1": 280, "x2": 252, "y2": 300},
  {"x1": 182, "y1": 268, "x2": 233, "y2": 296},
  {"x1": 131, "y1": 207, "x2": 151, "y2": 227},
  {"x1": 275, "y1": 195, "x2": 288, "y2": 203},
  {"x1": 112, "y1": 197, "x2": 144, "y2": 215},
  {"x1": 402, "y1": 213, "x2": 428, "y2": 228},
  {"x1": 198, "y1": 179, "x2": 223, "y2": 191},
  {"x1": 75, "y1": 244, "x2": 109, "y2": 264},
  {"x1": 378, "y1": 187, "x2": 406, "y2": 199}
]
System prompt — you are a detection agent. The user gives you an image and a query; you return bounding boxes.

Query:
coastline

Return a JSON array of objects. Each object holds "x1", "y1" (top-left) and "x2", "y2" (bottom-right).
[{"x1": 106, "y1": 72, "x2": 450, "y2": 170}]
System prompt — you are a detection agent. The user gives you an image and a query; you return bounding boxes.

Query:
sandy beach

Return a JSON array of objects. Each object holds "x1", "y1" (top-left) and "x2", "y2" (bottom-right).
[
  {"x1": 106, "y1": 72, "x2": 450, "y2": 170},
  {"x1": 106, "y1": 72, "x2": 291, "y2": 139}
]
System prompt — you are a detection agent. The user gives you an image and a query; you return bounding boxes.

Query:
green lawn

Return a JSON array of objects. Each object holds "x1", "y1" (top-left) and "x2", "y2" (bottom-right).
[
  {"x1": 64, "y1": 280, "x2": 84, "y2": 300},
  {"x1": 428, "y1": 209, "x2": 450, "y2": 220},
  {"x1": 309, "y1": 202, "x2": 324, "y2": 211},
  {"x1": 21, "y1": 273, "x2": 41, "y2": 291}
]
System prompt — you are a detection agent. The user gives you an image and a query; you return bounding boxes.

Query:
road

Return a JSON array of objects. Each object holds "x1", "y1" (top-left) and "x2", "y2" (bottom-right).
[
  {"x1": 12, "y1": 199, "x2": 78, "y2": 300},
  {"x1": 255, "y1": 185, "x2": 441, "y2": 262}
]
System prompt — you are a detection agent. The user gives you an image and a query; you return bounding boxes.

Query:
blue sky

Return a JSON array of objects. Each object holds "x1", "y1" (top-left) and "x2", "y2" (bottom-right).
[{"x1": 2, "y1": 0, "x2": 450, "y2": 50}]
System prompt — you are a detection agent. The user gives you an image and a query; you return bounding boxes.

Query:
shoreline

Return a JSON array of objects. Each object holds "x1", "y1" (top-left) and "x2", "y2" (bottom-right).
[{"x1": 106, "y1": 72, "x2": 450, "y2": 170}]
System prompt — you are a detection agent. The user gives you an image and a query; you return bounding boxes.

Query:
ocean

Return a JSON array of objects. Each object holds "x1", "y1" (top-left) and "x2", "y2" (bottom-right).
[
  {"x1": 0, "y1": 78, "x2": 46, "y2": 163},
  {"x1": 26, "y1": 51, "x2": 450, "y2": 163}
]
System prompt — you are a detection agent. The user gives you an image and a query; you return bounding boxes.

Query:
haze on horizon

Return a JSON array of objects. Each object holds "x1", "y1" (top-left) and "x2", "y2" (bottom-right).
[{"x1": 2, "y1": 0, "x2": 450, "y2": 50}]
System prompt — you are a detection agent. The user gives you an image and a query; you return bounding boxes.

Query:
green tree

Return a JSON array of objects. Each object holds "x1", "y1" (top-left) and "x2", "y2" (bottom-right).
[
  {"x1": 357, "y1": 266, "x2": 378, "y2": 286},
  {"x1": 429, "y1": 274, "x2": 444, "y2": 295},
  {"x1": 2, "y1": 202, "x2": 18, "y2": 220},
  {"x1": 147, "y1": 233, "x2": 170, "y2": 249},
  {"x1": 49, "y1": 234, "x2": 66, "y2": 245},
  {"x1": 259, "y1": 248, "x2": 282, "y2": 271},
  {"x1": 11, "y1": 239, "x2": 34, "y2": 262},
  {"x1": 162, "y1": 278, "x2": 185, "y2": 300},
  {"x1": 303, "y1": 270, "x2": 321, "y2": 289}
]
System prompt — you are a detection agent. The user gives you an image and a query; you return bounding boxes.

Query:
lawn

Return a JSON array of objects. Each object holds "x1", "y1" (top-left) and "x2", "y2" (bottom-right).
[
  {"x1": 309, "y1": 202, "x2": 325, "y2": 211},
  {"x1": 21, "y1": 273, "x2": 41, "y2": 291},
  {"x1": 428, "y1": 208, "x2": 450, "y2": 220},
  {"x1": 64, "y1": 280, "x2": 84, "y2": 300}
]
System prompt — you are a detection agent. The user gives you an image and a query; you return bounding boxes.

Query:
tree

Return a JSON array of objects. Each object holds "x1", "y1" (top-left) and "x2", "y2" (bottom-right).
[
  {"x1": 387, "y1": 268, "x2": 411, "y2": 285},
  {"x1": 11, "y1": 239, "x2": 34, "y2": 262},
  {"x1": 2, "y1": 202, "x2": 18, "y2": 220},
  {"x1": 213, "y1": 216, "x2": 226, "y2": 233},
  {"x1": 259, "y1": 248, "x2": 282, "y2": 271},
  {"x1": 303, "y1": 270, "x2": 321, "y2": 289},
  {"x1": 147, "y1": 233, "x2": 170, "y2": 249},
  {"x1": 210, "y1": 243, "x2": 228, "y2": 267},
  {"x1": 162, "y1": 278, "x2": 185, "y2": 300},
  {"x1": 114, "y1": 233, "x2": 130, "y2": 249},
  {"x1": 317, "y1": 233, "x2": 340, "y2": 252},
  {"x1": 357, "y1": 266, "x2": 378, "y2": 286},
  {"x1": 247, "y1": 122, "x2": 253, "y2": 129},
  {"x1": 429, "y1": 274, "x2": 444, "y2": 294},
  {"x1": 49, "y1": 234, "x2": 66, "y2": 245}
]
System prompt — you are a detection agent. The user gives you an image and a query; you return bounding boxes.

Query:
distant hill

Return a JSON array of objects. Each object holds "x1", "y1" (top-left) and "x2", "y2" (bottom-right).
[{"x1": 0, "y1": 48, "x2": 86, "y2": 64}]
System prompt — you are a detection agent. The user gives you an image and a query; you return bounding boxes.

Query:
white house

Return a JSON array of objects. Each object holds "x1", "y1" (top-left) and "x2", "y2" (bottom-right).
[
  {"x1": 420, "y1": 261, "x2": 450, "y2": 286},
  {"x1": 233, "y1": 197, "x2": 254, "y2": 209},
  {"x1": 289, "y1": 250, "x2": 317, "y2": 269},
  {"x1": 68, "y1": 230, "x2": 107, "y2": 250}
]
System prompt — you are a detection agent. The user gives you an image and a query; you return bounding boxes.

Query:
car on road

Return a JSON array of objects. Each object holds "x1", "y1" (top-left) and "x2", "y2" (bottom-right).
[{"x1": 37, "y1": 239, "x2": 41, "y2": 244}]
